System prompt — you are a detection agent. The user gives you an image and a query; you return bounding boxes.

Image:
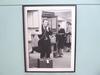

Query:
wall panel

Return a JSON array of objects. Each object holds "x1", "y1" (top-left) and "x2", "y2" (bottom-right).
[{"x1": 0, "y1": 1, "x2": 100, "y2": 75}]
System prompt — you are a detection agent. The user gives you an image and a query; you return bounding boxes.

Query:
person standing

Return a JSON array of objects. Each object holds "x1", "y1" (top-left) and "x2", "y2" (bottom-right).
[
  {"x1": 38, "y1": 19, "x2": 52, "y2": 59},
  {"x1": 56, "y1": 25, "x2": 65, "y2": 57},
  {"x1": 66, "y1": 22, "x2": 72, "y2": 52}
]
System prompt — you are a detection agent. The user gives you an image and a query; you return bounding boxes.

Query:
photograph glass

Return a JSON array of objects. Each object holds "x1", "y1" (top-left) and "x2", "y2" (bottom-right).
[{"x1": 23, "y1": 5, "x2": 76, "y2": 72}]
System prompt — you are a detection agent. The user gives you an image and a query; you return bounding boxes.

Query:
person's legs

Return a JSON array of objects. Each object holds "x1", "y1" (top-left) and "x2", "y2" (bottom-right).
[
  {"x1": 46, "y1": 51, "x2": 50, "y2": 58},
  {"x1": 53, "y1": 44, "x2": 58, "y2": 57},
  {"x1": 57, "y1": 48, "x2": 62, "y2": 57},
  {"x1": 38, "y1": 39, "x2": 45, "y2": 58},
  {"x1": 40, "y1": 50, "x2": 45, "y2": 58},
  {"x1": 54, "y1": 44, "x2": 56, "y2": 51},
  {"x1": 45, "y1": 46, "x2": 51, "y2": 58}
]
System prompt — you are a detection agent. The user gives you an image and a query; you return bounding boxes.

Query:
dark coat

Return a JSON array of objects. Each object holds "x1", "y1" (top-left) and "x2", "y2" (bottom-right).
[
  {"x1": 38, "y1": 26, "x2": 52, "y2": 52},
  {"x1": 56, "y1": 28, "x2": 65, "y2": 49}
]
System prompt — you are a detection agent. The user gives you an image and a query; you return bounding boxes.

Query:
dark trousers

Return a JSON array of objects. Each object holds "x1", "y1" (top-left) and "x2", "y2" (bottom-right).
[
  {"x1": 39, "y1": 39, "x2": 51, "y2": 58},
  {"x1": 40, "y1": 49, "x2": 51, "y2": 58}
]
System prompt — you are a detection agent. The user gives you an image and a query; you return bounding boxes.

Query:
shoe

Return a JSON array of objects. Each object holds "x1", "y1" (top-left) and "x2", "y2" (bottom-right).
[{"x1": 30, "y1": 51, "x2": 34, "y2": 53}]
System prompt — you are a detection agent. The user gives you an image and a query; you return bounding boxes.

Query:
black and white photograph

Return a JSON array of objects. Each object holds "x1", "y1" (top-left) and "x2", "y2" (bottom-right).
[{"x1": 23, "y1": 5, "x2": 76, "y2": 72}]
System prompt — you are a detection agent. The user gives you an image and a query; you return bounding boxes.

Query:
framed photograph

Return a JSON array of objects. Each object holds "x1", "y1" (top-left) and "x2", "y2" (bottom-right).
[{"x1": 22, "y1": 4, "x2": 76, "y2": 72}]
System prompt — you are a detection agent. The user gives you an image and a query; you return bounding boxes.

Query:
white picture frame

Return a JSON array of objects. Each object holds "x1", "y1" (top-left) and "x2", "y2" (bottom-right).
[{"x1": 22, "y1": 4, "x2": 76, "y2": 72}]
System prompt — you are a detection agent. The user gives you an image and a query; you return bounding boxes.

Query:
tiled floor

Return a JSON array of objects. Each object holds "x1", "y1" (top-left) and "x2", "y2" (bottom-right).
[{"x1": 29, "y1": 49, "x2": 71, "y2": 68}]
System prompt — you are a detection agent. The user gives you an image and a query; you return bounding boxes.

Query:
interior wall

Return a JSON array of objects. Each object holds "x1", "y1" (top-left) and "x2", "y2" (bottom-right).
[{"x1": 0, "y1": 1, "x2": 100, "y2": 75}]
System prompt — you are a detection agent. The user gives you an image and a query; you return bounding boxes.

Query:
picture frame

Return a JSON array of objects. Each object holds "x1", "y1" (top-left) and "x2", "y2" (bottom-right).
[{"x1": 22, "y1": 4, "x2": 76, "y2": 72}]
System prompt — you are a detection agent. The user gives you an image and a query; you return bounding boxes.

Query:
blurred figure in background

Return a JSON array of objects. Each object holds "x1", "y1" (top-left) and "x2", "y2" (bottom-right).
[
  {"x1": 49, "y1": 33, "x2": 57, "y2": 58},
  {"x1": 65, "y1": 21, "x2": 72, "y2": 52},
  {"x1": 56, "y1": 25, "x2": 65, "y2": 57}
]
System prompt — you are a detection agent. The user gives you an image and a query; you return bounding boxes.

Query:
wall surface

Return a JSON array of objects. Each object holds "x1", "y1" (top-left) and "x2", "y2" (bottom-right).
[{"x1": 0, "y1": 0, "x2": 100, "y2": 75}]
